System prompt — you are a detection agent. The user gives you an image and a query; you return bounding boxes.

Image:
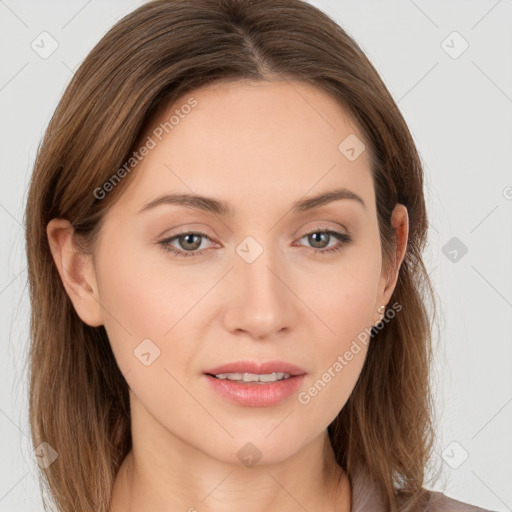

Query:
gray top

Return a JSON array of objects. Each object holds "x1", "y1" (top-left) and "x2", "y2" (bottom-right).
[{"x1": 350, "y1": 470, "x2": 495, "y2": 512}]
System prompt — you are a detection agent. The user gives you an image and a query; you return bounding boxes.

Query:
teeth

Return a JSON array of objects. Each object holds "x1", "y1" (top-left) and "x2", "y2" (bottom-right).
[{"x1": 214, "y1": 372, "x2": 291, "y2": 383}]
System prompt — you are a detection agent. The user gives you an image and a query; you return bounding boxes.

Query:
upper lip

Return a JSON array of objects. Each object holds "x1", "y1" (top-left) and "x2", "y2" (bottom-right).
[{"x1": 205, "y1": 360, "x2": 307, "y2": 376}]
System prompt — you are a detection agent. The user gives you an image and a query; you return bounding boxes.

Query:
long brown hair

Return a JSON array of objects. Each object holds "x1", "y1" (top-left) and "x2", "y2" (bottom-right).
[{"x1": 25, "y1": 0, "x2": 440, "y2": 510}]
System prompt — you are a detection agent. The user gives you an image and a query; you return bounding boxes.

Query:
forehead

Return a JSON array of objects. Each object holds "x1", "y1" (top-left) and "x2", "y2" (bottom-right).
[{"x1": 112, "y1": 79, "x2": 374, "y2": 217}]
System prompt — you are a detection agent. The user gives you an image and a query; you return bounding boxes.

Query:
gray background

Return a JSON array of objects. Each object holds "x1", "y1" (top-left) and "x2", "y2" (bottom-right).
[{"x1": 1, "y1": 0, "x2": 511, "y2": 510}]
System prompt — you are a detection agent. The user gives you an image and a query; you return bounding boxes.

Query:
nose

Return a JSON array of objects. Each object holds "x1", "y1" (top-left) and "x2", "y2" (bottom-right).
[{"x1": 222, "y1": 244, "x2": 298, "y2": 341}]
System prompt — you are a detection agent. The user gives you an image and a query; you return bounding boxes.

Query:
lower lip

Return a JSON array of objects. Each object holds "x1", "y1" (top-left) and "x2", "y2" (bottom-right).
[{"x1": 204, "y1": 374, "x2": 306, "y2": 407}]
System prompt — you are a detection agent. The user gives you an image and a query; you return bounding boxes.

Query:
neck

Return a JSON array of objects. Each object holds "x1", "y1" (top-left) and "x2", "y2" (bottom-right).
[{"x1": 109, "y1": 397, "x2": 351, "y2": 512}]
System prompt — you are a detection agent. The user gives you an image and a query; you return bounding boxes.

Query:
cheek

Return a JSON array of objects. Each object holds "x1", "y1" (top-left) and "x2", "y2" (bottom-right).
[
  {"x1": 300, "y1": 251, "x2": 381, "y2": 340},
  {"x1": 298, "y1": 301, "x2": 370, "y2": 426},
  {"x1": 93, "y1": 242, "x2": 182, "y2": 373},
  {"x1": 295, "y1": 256, "x2": 378, "y2": 418},
  {"x1": 95, "y1": 236, "x2": 209, "y2": 335},
  {"x1": 93, "y1": 245, "x2": 203, "y2": 431},
  {"x1": 299, "y1": 343, "x2": 368, "y2": 429}
]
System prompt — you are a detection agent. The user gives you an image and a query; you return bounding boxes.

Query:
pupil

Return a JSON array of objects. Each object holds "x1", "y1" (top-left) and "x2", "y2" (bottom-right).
[
  {"x1": 310, "y1": 232, "x2": 328, "y2": 248},
  {"x1": 182, "y1": 234, "x2": 201, "y2": 250}
]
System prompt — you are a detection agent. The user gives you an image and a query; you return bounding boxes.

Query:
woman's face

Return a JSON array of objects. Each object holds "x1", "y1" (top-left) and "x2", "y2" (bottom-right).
[{"x1": 83, "y1": 80, "x2": 405, "y2": 465}]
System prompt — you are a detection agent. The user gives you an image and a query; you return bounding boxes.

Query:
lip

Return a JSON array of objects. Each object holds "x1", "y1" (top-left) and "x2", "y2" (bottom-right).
[
  {"x1": 205, "y1": 360, "x2": 307, "y2": 376},
  {"x1": 204, "y1": 360, "x2": 307, "y2": 407}
]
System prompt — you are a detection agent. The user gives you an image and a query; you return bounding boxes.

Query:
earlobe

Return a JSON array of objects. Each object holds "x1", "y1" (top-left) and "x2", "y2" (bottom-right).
[{"x1": 46, "y1": 218, "x2": 103, "y2": 327}]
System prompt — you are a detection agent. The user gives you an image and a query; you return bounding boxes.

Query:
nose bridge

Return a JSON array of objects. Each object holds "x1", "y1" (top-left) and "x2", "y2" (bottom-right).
[{"x1": 224, "y1": 235, "x2": 296, "y2": 338}]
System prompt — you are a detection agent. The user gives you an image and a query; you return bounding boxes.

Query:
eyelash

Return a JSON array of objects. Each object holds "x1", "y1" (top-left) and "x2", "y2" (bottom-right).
[{"x1": 158, "y1": 229, "x2": 352, "y2": 258}]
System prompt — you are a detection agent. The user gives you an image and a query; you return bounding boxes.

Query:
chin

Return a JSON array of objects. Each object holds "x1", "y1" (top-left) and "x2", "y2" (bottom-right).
[{"x1": 202, "y1": 428, "x2": 312, "y2": 468}]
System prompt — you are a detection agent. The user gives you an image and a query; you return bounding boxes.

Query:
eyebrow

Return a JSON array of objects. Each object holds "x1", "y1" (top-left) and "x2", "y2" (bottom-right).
[{"x1": 138, "y1": 187, "x2": 366, "y2": 216}]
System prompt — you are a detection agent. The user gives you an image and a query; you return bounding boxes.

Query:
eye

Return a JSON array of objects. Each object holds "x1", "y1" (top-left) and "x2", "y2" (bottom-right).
[
  {"x1": 159, "y1": 231, "x2": 215, "y2": 258},
  {"x1": 295, "y1": 228, "x2": 352, "y2": 255},
  {"x1": 158, "y1": 228, "x2": 352, "y2": 258}
]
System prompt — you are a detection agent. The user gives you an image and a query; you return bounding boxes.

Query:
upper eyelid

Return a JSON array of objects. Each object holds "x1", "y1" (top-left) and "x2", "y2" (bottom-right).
[{"x1": 161, "y1": 220, "x2": 349, "y2": 238}]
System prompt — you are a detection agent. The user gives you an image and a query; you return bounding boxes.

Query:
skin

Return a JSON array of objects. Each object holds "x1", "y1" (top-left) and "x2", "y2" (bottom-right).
[{"x1": 47, "y1": 79, "x2": 408, "y2": 512}]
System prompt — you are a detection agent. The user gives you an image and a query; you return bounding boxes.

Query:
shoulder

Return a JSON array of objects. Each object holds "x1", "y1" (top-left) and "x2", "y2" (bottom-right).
[
  {"x1": 349, "y1": 469, "x2": 494, "y2": 512},
  {"x1": 424, "y1": 489, "x2": 495, "y2": 512}
]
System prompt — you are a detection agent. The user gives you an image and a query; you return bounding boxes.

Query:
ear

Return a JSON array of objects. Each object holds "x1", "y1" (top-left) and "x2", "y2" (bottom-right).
[
  {"x1": 373, "y1": 203, "x2": 409, "y2": 324},
  {"x1": 46, "y1": 218, "x2": 103, "y2": 327}
]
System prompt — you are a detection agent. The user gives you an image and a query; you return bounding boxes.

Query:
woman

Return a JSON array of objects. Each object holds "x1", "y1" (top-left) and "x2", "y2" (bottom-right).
[{"x1": 25, "y1": 0, "x2": 493, "y2": 511}]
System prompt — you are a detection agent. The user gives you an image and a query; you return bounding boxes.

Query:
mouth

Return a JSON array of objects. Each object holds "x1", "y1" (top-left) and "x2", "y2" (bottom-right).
[
  {"x1": 206, "y1": 371, "x2": 293, "y2": 383},
  {"x1": 203, "y1": 361, "x2": 306, "y2": 407},
  {"x1": 204, "y1": 360, "x2": 306, "y2": 378}
]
